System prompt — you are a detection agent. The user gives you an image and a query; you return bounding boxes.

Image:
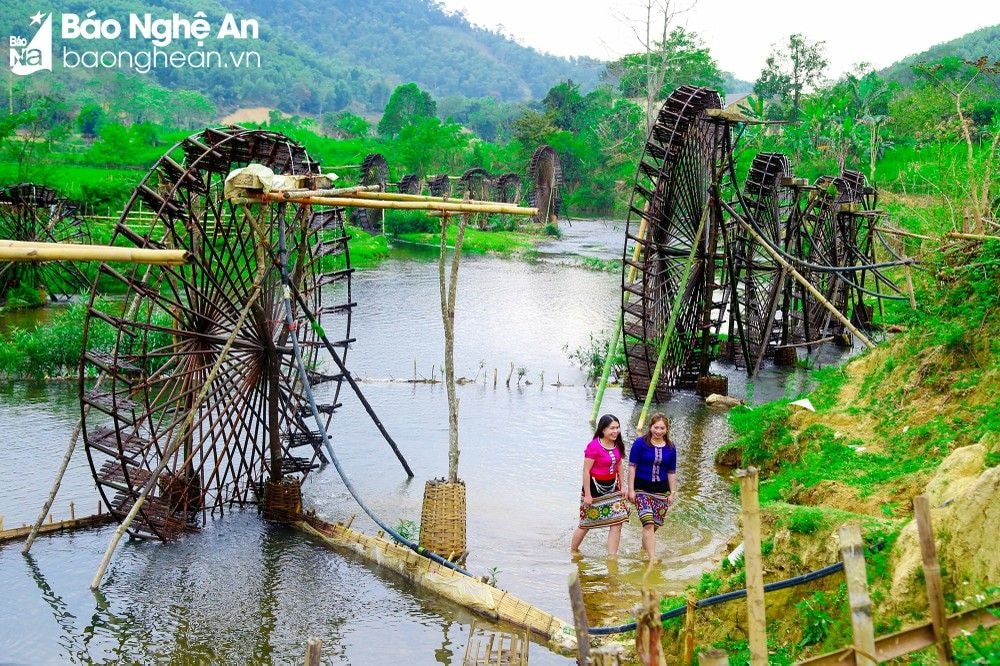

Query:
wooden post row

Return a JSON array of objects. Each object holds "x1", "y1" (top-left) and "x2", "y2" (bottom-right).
[{"x1": 913, "y1": 495, "x2": 954, "y2": 665}]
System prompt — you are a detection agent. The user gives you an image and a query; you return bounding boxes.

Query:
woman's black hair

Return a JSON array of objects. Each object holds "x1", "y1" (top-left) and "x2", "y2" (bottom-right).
[{"x1": 594, "y1": 414, "x2": 625, "y2": 457}]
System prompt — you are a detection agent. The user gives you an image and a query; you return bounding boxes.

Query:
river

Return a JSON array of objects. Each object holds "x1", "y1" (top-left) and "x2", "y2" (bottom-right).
[{"x1": 0, "y1": 220, "x2": 842, "y2": 664}]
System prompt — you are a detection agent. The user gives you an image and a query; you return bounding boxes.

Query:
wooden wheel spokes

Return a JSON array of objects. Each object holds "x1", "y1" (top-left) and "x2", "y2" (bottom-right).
[
  {"x1": 0, "y1": 183, "x2": 91, "y2": 302},
  {"x1": 529, "y1": 145, "x2": 563, "y2": 224},
  {"x1": 80, "y1": 128, "x2": 353, "y2": 540},
  {"x1": 398, "y1": 174, "x2": 423, "y2": 195},
  {"x1": 494, "y1": 173, "x2": 524, "y2": 205}
]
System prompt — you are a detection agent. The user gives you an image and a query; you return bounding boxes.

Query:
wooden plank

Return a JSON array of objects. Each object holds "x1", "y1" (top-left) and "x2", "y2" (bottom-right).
[
  {"x1": 796, "y1": 603, "x2": 999, "y2": 664},
  {"x1": 568, "y1": 572, "x2": 592, "y2": 663},
  {"x1": 838, "y1": 523, "x2": 877, "y2": 666},
  {"x1": 0, "y1": 513, "x2": 114, "y2": 543},
  {"x1": 913, "y1": 495, "x2": 954, "y2": 664},
  {"x1": 736, "y1": 467, "x2": 768, "y2": 666}
]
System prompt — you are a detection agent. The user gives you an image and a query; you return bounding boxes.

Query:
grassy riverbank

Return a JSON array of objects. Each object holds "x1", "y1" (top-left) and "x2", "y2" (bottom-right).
[{"x1": 644, "y1": 237, "x2": 1000, "y2": 663}]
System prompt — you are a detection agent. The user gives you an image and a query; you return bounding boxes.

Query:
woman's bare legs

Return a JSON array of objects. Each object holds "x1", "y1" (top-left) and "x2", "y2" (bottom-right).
[
  {"x1": 641, "y1": 524, "x2": 656, "y2": 559},
  {"x1": 570, "y1": 526, "x2": 588, "y2": 553},
  {"x1": 607, "y1": 524, "x2": 622, "y2": 556}
]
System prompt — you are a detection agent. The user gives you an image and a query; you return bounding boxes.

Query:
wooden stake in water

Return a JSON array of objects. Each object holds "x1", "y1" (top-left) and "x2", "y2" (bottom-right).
[
  {"x1": 567, "y1": 572, "x2": 591, "y2": 663},
  {"x1": 305, "y1": 637, "x2": 322, "y2": 666}
]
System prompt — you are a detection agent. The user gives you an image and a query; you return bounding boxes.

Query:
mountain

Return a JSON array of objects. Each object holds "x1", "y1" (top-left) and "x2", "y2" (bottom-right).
[
  {"x1": 2, "y1": 0, "x2": 603, "y2": 115},
  {"x1": 880, "y1": 24, "x2": 999, "y2": 84}
]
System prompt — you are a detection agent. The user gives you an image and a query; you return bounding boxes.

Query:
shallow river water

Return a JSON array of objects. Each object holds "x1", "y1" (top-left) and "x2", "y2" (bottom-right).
[{"x1": 0, "y1": 221, "x2": 840, "y2": 664}]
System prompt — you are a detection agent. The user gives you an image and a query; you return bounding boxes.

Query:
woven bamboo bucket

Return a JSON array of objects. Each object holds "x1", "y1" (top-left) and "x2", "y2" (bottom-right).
[
  {"x1": 262, "y1": 479, "x2": 302, "y2": 522},
  {"x1": 419, "y1": 478, "x2": 467, "y2": 561}
]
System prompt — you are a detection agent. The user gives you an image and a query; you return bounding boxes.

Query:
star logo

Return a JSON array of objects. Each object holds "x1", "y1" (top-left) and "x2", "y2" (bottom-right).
[{"x1": 30, "y1": 11, "x2": 46, "y2": 25}]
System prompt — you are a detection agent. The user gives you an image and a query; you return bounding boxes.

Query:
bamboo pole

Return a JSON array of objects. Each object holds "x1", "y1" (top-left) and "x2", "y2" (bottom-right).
[
  {"x1": 591, "y1": 214, "x2": 648, "y2": 423},
  {"x1": 913, "y1": 495, "x2": 954, "y2": 664},
  {"x1": 636, "y1": 586, "x2": 667, "y2": 666},
  {"x1": 637, "y1": 202, "x2": 710, "y2": 432},
  {"x1": 567, "y1": 572, "x2": 591, "y2": 664},
  {"x1": 91, "y1": 260, "x2": 269, "y2": 590},
  {"x1": 736, "y1": 467, "x2": 768, "y2": 666},
  {"x1": 945, "y1": 231, "x2": 1000, "y2": 241},
  {"x1": 728, "y1": 211, "x2": 876, "y2": 350},
  {"x1": 697, "y1": 649, "x2": 730, "y2": 666},
  {"x1": 0, "y1": 240, "x2": 189, "y2": 265},
  {"x1": 874, "y1": 226, "x2": 936, "y2": 241},
  {"x1": 838, "y1": 522, "x2": 877, "y2": 666},
  {"x1": 257, "y1": 192, "x2": 537, "y2": 216}
]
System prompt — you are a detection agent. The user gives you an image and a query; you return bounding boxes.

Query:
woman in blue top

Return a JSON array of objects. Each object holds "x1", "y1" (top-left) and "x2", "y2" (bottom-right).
[{"x1": 625, "y1": 412, "x2": 677, "y2": 560}]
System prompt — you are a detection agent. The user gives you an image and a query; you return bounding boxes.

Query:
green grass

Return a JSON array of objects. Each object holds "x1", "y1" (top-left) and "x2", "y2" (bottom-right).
[{"x1": 394, "y1": 223, "x2": 533, "y2": 255}]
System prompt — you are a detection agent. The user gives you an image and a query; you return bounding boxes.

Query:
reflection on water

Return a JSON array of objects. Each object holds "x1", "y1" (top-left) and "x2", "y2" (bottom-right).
[{"x1": 0, "y1": 221, "x2": 854, "y2": 663}]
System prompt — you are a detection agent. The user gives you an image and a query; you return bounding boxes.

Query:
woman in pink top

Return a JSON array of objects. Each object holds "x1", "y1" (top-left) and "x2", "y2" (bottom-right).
[{"x1": 570, "y1": 414, "x2": 629, "y2": 556}]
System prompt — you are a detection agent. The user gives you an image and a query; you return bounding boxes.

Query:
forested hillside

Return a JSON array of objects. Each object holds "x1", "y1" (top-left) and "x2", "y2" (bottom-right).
[
  {"x1": 1, "y1": 0, "x2": 602, "y2": 114},
  {"x1": 881, "y1": 24, "x2": 999, "y2": 84}
]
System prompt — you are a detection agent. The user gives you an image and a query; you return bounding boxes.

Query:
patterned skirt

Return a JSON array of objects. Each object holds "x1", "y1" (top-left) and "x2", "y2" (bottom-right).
[
  {"x1": 579, "y1": 479, "x2": 629, "y2": 529},
  {"x1": 635, "y1": 491, "x2": 669, "y2": 528}
]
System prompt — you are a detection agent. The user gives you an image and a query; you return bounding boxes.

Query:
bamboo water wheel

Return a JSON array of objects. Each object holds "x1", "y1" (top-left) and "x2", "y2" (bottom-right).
[
  {"x1": 79, "y1": 128, "x2": 354, "y2": 540},
  {"x1": 458, "y1": 168, "x2": 492, "y2": 229},
  {"x1": 528, "y1": 146, "x2": 563, "y2": 224},
  {"x1": 398, "y1": 174, "x2": 423, "y2": 195},
  {"x1": 0, "y1": 183, "x2": 91, "y2": 303},
  {"x1": 428, "y1": 174, "x2": 452, "y2": 198},
  {"x1": 494, "y1": 173, "x2": 524, "y2": 205},
  {"x1": 724, "y1": 153, "x2": 793, "y2": 372},
  {"x1": 350, "y1": 152, "x2": 388, "y2": 234},
  {"x1": 622, "y1": 86, "x2": 731, "y2": 401},
  {"x1": 616, "y1": 86, "x2": 911, "y2": 403}
]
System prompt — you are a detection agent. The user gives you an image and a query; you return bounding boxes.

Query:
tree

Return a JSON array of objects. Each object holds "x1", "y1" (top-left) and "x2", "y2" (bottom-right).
[
  {"x1": 604, "y1": 27, "x2": 724, "y2": 104},
  {"x1": 377, "y1": 83, "x2": 437, "y2": 137},
  {"x1": 615, "y1": 0, "x2": 705, "y2": 131},
  {"x1": 542, "y1": 80, "x2": 584, "y2": 130},
  {"x1": 755, "y1": 33, "x2": 828, "y2": 118}
]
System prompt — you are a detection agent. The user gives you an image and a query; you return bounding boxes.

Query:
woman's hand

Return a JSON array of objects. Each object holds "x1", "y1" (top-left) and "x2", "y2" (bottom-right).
[
  {"x1": 583, "y1": 493, "x2": 593, "y2": 508},
  {"x1": 625, "y1": 489, "x2": 636, "y2": 503},
  {"x1": 667, "y1": 491, "x2": 677, "y2": 506}
]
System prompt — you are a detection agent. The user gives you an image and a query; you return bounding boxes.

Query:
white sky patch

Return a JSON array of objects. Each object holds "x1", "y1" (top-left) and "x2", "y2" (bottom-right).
[{"x1": 437, "y1": 0, "x2": 999, "y2": 82}]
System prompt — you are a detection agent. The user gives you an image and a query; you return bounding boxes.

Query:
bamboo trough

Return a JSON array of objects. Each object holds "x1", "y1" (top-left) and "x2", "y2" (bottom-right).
[
  {"x1": 257, "y1": 192, "x2": 538, "y2": 217},
  {"x1": 0, "y1": 240, "x2": 189, "y2": 266},
  {"x1": 294, "y1": 513, "x2": 577, "y2": 654}
]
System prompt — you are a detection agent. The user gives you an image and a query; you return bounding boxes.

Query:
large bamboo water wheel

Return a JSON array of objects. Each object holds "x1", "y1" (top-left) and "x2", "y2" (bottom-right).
[
  {"x1": 622, "y1": 86, "x2": 731, "y2": 401},
  {"x1": 0, "y1": 183, "x2": 90, "y2": 303},
  {"x1": 79, "y1": 128, "x2": 354, "y2": 540},
  {"x1": 528, "y1": 145, "x2": 563, "y2": 224}
]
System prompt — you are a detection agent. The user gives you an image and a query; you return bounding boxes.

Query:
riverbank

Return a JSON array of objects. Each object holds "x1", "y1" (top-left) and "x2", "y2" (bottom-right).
[{"x1": 634, "y1": 238, "x2": 1000, "y2": 663}]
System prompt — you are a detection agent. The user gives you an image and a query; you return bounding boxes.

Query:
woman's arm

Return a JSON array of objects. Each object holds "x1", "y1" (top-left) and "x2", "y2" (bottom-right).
[
  {"x1": 667, "y1": 471, "x2": 678, "y2": 504},
  {"x1": 627, "y1": 463, "x2": 637, "y2": 502},
  {"x1": 581, "y1": 458, "x2": 595, "y2": 506}
]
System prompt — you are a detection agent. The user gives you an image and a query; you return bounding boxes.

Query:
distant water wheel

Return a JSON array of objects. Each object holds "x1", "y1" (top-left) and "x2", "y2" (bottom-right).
[
  {"x1": 79, "y1": 128, "x2": 354, "y2": 540},
  {"x1": 494, "y1": 173, "x2": 523, "y2": 204},
  {"x1": 351, "y1": 153, "x2": 388, "y2": 234},
  {"x1": 398, "y1": 174, "x2": 422, "y2": 195},
  {"x1": 0, "y1": 183, "x2": 91, "y2": 303},
  {"x1": 428, "y1": 174, "x2": 452, "y2": 198},
  {"x1": 725, "y1": 153, "x2": 793, "y2": 373},
  {"x1": 458, "y1": 167, "x2": 492, "y2": 230},
  {"x1": 528, "y1": 146, "x2": 563, "y2": 224},
  {"x1": 621, "y1": 86, "x2": 729, "y2": 401}
]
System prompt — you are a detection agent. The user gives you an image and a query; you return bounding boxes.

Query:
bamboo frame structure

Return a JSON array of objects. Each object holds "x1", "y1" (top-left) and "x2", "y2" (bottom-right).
[
  {"x1": 256, "y1": 191, "x2": 537, "y2": 217},
  {"x1": 0, "y1": 240, "x2": 189, "y2": 265}
]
